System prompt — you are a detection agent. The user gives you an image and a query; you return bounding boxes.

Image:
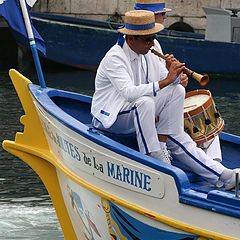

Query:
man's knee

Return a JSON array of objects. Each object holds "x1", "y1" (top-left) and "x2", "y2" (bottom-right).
[
  {"x1": 135, "y1": 96, "x2": 155, "y2": 112},
  {"x1": 136, "y1": 96, "x2": 155, "y2": 105},
  {"x1": 174, "y1": 84, "x2": 185, "y2": 98}
]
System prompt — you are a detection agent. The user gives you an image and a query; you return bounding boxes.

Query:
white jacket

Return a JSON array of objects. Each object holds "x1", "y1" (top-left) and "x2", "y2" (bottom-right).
[{"x1": 91, "y1": 40, "x2": 168, "y2": 128}]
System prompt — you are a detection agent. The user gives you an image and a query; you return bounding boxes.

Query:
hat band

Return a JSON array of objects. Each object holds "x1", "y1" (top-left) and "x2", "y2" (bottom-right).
[
  {"x1": 125, "y1": 22, "x2": 155, "y2": 31},
  {"x1": 135, "y1": 3, "x2": 165, "y2": 12}
]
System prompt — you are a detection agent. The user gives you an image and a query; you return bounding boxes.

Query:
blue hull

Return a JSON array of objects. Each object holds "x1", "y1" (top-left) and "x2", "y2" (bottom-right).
[{"x1": 31, "y1": 12, "x2": 240, "y2": 74}]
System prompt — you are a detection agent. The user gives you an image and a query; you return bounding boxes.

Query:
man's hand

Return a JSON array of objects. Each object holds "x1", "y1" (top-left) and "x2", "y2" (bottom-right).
[
  {"x1": 164, "y1": 54, "x2": 177, "y2": 70},
  {"x1": 158, "y1": 61, "x2": 186, "y2": 89},
  {"x1": 180, "y1": 73, "x2": 188, "y2": 87},
  {"x1": 167, "y1": 61, "x2": 186, "y2": 83}
]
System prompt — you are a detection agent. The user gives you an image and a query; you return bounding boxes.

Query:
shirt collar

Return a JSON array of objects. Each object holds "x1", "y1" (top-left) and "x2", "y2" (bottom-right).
[{"x1": 123, "y1": 41, "x2": 141, "y2": 62}]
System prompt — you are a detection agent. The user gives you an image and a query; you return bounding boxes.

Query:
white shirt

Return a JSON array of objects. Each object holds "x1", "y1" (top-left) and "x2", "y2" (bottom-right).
[
  {"x1": 91, "y1": 41, "x2": 168, "y2": 128},
  {"x1": 153, "y1": 39, "x2": 166, "y2": 65}
]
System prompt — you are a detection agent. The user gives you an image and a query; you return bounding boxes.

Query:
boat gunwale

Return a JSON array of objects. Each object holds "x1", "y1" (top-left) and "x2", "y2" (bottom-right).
[
  {"x1": 31, "y1": 12, "x2": 207, "y2": 41},
  {"x1": 30, "y1": 84, "x2": 190, "y2": 192},
  {"x1": 28, "y1": 83, "x2": 240, "y2": 218}
]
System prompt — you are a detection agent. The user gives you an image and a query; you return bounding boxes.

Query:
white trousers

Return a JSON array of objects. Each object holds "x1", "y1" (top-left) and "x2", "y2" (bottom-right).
[
  {"x1": 199, "y1": 136, "x2": 222, "y2": 161},
  {"x1": 93, "y1": 84, "x2": 226, "y2": 184},
  {"x1": 94, "y1": 84, "x2": 185, "y2": 153},
  {"x1": 167, "y1": 132, "x2": 225, "y2": 184}
]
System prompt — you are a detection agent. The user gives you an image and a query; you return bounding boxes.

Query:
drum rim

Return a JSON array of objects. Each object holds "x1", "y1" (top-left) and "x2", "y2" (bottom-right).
[
  {"x1": 193, "y1": 120, "x2": 225, "y2": 145},
  {"x1": 184, "y1": 89, "x2": 213, "y2": 118}
]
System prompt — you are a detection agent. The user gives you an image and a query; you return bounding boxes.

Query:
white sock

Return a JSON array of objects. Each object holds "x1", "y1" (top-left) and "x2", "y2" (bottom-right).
[
  {"x1": 159, "y1": 141, "x2": 167, "y2": 150},
  {"x1": 220, "y1": 169, "x2": 233, "y2": 181}
]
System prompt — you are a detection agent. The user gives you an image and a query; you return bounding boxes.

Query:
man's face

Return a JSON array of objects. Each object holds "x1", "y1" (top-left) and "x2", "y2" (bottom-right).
[
  {"x1": 130, "y1": 34, "x2": 156, "y2": 55},
  {"x1": 155, "y1": 12, "x2": 166, "y2": 24}
]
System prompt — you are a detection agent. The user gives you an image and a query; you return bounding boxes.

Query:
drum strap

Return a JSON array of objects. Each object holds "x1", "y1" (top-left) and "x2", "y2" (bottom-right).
[
  {"x1": 187, "y1": 112, "x2": 195, "y2": 126},
  {"x1": 187, "y1": 112, "x2": 199, "y2": 134},
  {"x1": 201, "y1": 106, "x2": 209, "y2": 120}
]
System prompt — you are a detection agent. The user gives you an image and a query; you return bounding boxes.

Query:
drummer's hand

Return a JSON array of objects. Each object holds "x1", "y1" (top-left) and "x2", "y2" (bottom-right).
[
  {"x1": 164, "y1": 54, "x2": 177, "y2": 70},
  {"x1": 180, "y1": 73, "x2": 188, "y2": 87}
]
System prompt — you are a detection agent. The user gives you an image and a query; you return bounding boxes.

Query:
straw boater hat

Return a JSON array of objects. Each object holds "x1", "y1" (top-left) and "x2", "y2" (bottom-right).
[
  {"x1": 118, "y1": 10, "x2": 164, "y2": 36},
  {"x1": 135, "y1": 0, "x2": 172, "y2": 14}
]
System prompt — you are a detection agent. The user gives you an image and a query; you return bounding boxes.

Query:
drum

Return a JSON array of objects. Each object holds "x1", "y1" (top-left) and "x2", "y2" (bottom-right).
[{"x1": 184, "y1": 89, "x2": 224, "y2": 145}]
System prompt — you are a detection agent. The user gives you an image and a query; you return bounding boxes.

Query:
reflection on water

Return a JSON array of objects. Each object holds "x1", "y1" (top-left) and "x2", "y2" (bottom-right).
[
  {"x1": 0, "y1": 203, "x2": 62, "y2": 240},
  {"x1": 0, "y1": 64, "x2": 240, "y2": 239}
]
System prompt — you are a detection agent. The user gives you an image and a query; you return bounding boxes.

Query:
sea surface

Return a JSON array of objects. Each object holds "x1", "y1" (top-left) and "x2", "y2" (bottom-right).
[
  {"x1": 0, "y1": 64, "x2": 95, "y2": 240},
  {"x1": 1, "y1": 62, "x2": 240, "y2": 239}
]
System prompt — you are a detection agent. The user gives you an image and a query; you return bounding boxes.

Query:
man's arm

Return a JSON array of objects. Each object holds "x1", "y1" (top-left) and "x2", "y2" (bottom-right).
[{"x1": 105, "y1": 54, "x2": 160, "y2": 102}]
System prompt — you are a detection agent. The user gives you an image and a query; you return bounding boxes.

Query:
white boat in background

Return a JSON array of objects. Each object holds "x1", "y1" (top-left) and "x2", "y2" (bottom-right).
[{"x1": 3, "y1": 69, "x2": 240, "y2": 240}]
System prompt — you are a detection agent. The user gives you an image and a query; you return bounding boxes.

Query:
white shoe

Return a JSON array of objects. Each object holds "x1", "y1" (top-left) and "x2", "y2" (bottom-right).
[
  {"x1": 150, "y1": 148, "x2": 172, "y2": 164},
  {"x1": 224, "y1": 169, "x2": 240, "y2": 191}
]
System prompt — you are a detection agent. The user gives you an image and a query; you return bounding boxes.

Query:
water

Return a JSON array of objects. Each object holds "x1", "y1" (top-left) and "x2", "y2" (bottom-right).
[
  {"x1": 1, "y1": 63, "x2": 240, "y2": 239},
  {"x1": 0, "y1": 64, "x2": 95, "y2": 240}
]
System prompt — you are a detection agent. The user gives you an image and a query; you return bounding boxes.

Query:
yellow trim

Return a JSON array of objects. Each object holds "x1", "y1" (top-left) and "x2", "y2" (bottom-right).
[
  {"x1": 5, "y1": 141, "x2": 234, "y2": 240},
  {"x1": 101, "y1": 198, "x2": 120, "y2": 240},
  {"x1": 2, "y1": 69, "x2": 77, "y2": 240},
  {"x1": 101, "y1": 198, "x2": 129, "y2": 240},
  {"x1": 4, "y1": 146, "x2": 77, "y2": 240},
  {"x1": 2, "y1": 69, "x2": 237, "y2": 240}
]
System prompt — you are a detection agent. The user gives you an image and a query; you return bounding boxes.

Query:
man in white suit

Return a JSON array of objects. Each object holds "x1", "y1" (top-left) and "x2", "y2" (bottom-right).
[
  {"x1": 91, "y1": 10, "x2": 239, "y2": 190},
  {"x1": 134, "y1": 0, "x2": 222, "y2": 162},
  {"x1": 134, "y1": 0, "x2": 171, "y2": 64}
]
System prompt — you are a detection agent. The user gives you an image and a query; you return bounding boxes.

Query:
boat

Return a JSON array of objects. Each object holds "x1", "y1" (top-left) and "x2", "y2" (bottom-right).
[
  {"x1": 3, "y1": 69, "x2": 240, "y2": 239},
  {"x1": 30, "y1": 11, "x2": 240, "y2": 74}
]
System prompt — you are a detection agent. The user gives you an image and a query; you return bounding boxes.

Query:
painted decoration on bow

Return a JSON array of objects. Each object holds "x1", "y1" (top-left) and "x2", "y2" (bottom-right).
[{"x1": 102, "y1": 199, "x2": 201, "y2": 240}]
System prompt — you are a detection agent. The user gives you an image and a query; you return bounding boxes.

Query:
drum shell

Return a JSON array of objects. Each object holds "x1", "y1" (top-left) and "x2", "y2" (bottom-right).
[{"x1": 184, "y1": 90, "x2": 224, "y2": 145}]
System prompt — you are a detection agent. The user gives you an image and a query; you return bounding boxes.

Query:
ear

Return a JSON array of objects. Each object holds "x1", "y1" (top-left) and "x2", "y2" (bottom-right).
[
  {"x1": 126, "y1": 35, "x2": 138, "y2": 52},
  {"x1": 126, "y1": 35, "x2": 135, "y2": 45}
]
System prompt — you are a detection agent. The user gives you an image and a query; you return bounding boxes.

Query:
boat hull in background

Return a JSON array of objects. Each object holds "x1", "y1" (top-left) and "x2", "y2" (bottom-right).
[{"x1": 31, "y1": 12, "x2": 240, "y2": 74}]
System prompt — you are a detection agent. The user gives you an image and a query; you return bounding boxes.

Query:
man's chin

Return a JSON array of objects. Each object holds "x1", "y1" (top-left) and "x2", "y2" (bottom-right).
[{"x1": 143, "y1": 49, "x2": 150, "y2": 55}]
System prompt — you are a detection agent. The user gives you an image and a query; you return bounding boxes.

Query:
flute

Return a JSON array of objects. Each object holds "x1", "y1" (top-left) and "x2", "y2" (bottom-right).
[{"x1": 150, "y1": 48, "x2": 209, "y2": 86}]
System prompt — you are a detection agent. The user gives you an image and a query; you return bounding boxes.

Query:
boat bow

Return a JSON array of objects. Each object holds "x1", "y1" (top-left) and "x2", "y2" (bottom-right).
[{"x1": 2, "y1": 69, "x2": 77, "y2": 240}]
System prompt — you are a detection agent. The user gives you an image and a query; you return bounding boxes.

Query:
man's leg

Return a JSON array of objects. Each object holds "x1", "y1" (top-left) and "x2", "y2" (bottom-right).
[
  {"x1": 198, "y1": 136, "x2": 222, "y2": 162},
  {"x1": 155, "y1": 84, "x2": 185, "y2": 136},
  {"x1": 93, "y1": 96, "x2": 160, "y2": 154},
  {"x1": 167, "y1": 131, "x2": 231, "y2": 185}
]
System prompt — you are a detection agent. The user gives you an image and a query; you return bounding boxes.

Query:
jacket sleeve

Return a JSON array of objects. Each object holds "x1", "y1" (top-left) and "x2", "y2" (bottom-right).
[{"x1": 103, "y1": 53, "x2": 159, "y2": 103}]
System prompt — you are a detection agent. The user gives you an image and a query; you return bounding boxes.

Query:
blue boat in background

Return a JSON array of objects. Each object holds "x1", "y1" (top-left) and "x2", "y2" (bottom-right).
[{"x1": 30, "y1": 12, "x2": 240, "y2": 74}]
